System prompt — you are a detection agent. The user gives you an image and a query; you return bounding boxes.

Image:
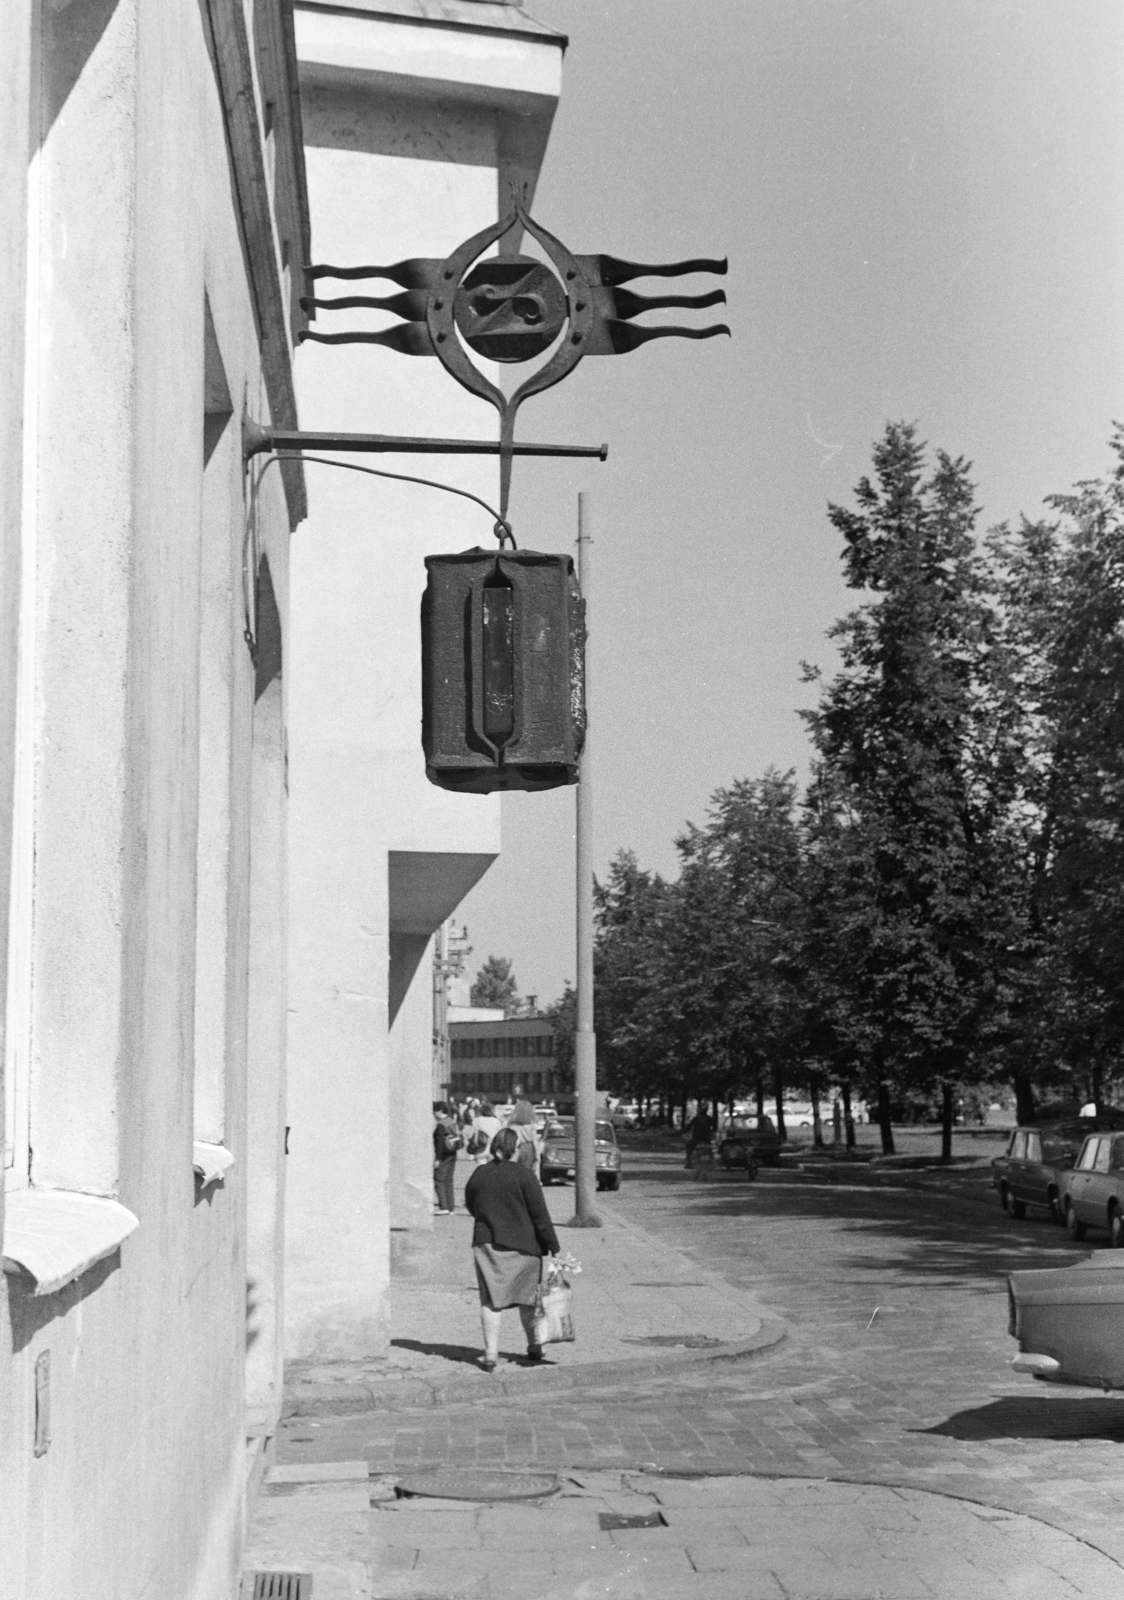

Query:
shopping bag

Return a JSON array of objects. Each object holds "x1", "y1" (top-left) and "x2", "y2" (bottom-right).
[{"x1": 532, "y1": 1280, "x2": 575, "y2": 1345}]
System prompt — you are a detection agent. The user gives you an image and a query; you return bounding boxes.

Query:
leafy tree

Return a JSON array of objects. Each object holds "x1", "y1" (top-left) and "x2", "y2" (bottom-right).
[
  {"x1": 545, "y1": 981, "x2": 576, "y2": 1092},
  {"x1": 469, "y1": 955, "x2": 521, "y2": 1016},
  {"x1": 804, "y1": 422, "x2": 1020, "y2": 1154}
]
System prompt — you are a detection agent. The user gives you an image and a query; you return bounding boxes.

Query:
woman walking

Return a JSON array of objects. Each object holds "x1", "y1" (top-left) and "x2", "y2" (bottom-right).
[
  {"x1": 468, "y1": 1101, "x2": 502, "y2": 1165},
  {"x1": 506, "y1": 1097, "x2": 541, "y2": 1174},
  {"x1": 464, "y1": 1126, "x2": 559, "y2": 1371}
]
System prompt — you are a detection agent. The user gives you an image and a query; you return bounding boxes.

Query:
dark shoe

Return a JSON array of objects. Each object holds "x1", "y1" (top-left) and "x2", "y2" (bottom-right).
[
  {"x1": 479, "y1": 1357, "x2": 497, "y2": 1373},
  {"x1": 526, "y1": 1345, "x2": 544, "y2": 1362}
]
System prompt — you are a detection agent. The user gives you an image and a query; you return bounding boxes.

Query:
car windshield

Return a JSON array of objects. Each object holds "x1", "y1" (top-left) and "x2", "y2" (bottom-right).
[
  {"x1": 728, "y1": 1116, "x2": 774, "y2": 1132},
  {"x1": 545, "y1": 1121, "x2": 572, "y2": 1140},
  {"x1": 595, "y1": 1122, "x2": 615, "y2": 1142}
]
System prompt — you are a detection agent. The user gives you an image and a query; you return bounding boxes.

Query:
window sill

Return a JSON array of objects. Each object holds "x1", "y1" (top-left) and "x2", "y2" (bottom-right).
[
  {"x1": 193, "y1": 1142, "x2": 235, "y2": 1187},
  {"x1": 2, "y1": 1188, "x2": 139, "y2": 1297}
]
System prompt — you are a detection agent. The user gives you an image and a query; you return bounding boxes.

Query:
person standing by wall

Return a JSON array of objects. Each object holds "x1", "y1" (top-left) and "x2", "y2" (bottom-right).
[
  {"x1": 433, "y1": 1101, "x2": 462, "y2": 1214},
  {"x1": 464, "y1": 1127, "x2": 559, "y2": 1370}
]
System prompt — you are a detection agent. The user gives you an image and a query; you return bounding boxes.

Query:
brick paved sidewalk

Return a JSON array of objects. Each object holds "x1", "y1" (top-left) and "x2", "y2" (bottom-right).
[{"x1": 283, "y1": 1173, "x2": 784, "y2": 1417}]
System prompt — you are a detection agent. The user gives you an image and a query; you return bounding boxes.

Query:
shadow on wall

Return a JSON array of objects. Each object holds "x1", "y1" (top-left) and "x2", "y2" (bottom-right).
[
  {"x1": 245, "y1": 1276, "x2": 260, "y2": 1352},
  {"x1": 6, "y1": 1253, "x2": 119, "y2": 1355},
  {"x1": 42, "y1": 0, "x2": 119, "y2": 142}
]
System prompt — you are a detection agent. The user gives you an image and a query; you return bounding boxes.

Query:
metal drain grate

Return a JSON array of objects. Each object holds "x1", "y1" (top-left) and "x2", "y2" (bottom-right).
[
  {"x1": 244, "y1": 1574, "x2": 312, "y2": 1600},
  {"x1": 600, "y1": 1511, "x2": 667, "y2": 1530}
]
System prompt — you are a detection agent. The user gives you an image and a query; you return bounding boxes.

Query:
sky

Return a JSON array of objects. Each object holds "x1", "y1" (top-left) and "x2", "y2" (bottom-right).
[{"x1": 454, "y1": 0, "x2": 1124, "y2": 1010}]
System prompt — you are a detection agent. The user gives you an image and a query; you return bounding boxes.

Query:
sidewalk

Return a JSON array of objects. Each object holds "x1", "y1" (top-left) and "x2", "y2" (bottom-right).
[
  {"x1": 282, "y1": 1172, "x2": 786, "y2": 1418},
  {"x1": 244, "y1": 1464, "x2": 1123, "y2": 1599},
  {"x1": 245, "y1": 1167, "x2": 1124, "y2": 1598}
]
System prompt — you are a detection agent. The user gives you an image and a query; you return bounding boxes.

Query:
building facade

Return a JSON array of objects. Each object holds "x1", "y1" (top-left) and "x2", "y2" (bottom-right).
[
  {"x1": 0, "y1": 3, "x2": 307, "y2": 1596},
  {"x1": 449, "y1": 1015, "x2": 560, "y2": 1102},
  {"x1": 284, "y1": 0, "x2": 566, "y2": 1358}
]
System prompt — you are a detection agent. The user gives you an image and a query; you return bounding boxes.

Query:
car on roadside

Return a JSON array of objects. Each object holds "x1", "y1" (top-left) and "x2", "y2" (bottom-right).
[
  {"x1": 1058, "y1": 1130, "x2": 1124, "y2": 1244},
  {"x1": 540, "y1": 1116, "x2": 623, "y2": 1191},
  {"x1": 990, "y1": 1122, "x2": 1088, "y2": 1223},
  {"x1": 717, "y1": 1113, "x2": 782, "y2": 1168},
  {"x1": 609, "y1": 1101, "x2": 640, "y2": 1130},
  {"x1": 1008, "y1": 1251, "x2": 1124, "y2": 1387}
]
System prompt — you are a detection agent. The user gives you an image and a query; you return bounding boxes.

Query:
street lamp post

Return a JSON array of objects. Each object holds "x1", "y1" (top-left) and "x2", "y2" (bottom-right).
[{"x1": 571, "y1": 492, "x2": 602, "y2": 1228}]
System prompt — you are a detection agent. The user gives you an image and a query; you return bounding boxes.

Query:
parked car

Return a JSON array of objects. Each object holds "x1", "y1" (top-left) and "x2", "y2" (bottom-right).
[
  {"x1": 717, "y1": 1113, "x2": 781, "y2": 1168},
  {"x1": 540, "y1": 1117, "x2": 623, "y2": 1190},
  {"x1": 610, "y1": 1101, "x2": 640, "y2": 1130},
  {"x1": 1008, "y1": 1251, "x2": 1124, "y2": 1387},
  {"x1": 990, "y1": 1122, "x2": 1087, "y2": 1222},
  {"x1": 1058, "y1": 1130, "x2": 1124, "y2": 1243}
]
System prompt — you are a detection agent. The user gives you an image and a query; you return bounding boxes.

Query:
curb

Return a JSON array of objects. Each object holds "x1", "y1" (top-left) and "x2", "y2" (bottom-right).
[{"x1": 281, "y1": 1316, "x2": 788, "y2": 1418}]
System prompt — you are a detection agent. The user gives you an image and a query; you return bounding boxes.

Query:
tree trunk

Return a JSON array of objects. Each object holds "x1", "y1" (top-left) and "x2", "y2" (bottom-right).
[
  {"x1": 842, "y1": 1082, "x2": 856, "y2": 1150},
  {"x1": 940, "y1": 1081, "x2": 953, "y2": 1164},
  {"x1": 876, "y1": 1081, "x2": 895, "y2": 1155},
  {"x1": 1012, "y1": 1070, "x2": 1036, "y2": 1125},
  {"x1": 773, "y1": 1071, "x2": 787, "y2": 1144},
  {"x1": 1093, "y1": 1062, "x2": 1104, "y2": 1119},
  {"x1": 832, "y1": 1097, "x2": 843, "y2": 1146},
  {"x1": 755, "y1": 1080, "x2": 765, "y2": 1120},
  {"x1": 810, "y1": 1081, "x2": 824, "y2": 1149}
]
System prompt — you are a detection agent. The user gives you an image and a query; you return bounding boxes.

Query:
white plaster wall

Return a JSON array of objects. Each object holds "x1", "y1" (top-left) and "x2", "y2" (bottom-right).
[
  {"x1": 389, "y1": 933, "x2": 438, "y2": 1228},
  {"x1": 285, "y1": 75, "x2": 506, "y2": 1358},
  {"x1": 0, "y1": 3, "x2": 293, "y2": 1596}
]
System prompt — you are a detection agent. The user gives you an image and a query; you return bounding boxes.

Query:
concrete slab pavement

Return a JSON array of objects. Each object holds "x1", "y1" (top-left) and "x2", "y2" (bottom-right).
[{"x1": 244, "y1": 1464, "x2": 1124, "y2": 1598}]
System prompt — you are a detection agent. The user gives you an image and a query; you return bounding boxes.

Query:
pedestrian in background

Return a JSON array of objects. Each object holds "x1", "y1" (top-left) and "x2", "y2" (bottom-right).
[
  {"x1": 507, "y1": 1097, "x2": 541, "y2": 1174},
  {"x1": 464, "y1": 1126, "x2": 559, "y2": 1371},
  {"x1": 683, "y1": 1103, "x2": 714, "y2": 1169},
  {"x1": 468, "y1": 1101, "x2": 502, "y2": 1165},
  {"x1": 432, "y1": 1101, "x2": 462, "y2": 1214}
]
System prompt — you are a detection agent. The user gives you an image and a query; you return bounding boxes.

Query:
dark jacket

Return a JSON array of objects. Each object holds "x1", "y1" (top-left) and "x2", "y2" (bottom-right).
[
  {"x1": 433, "y1": 1118, "x2": 461, "y2": 1164},
  {"x1": 464, "y1": 1159, "x2": 560, "y2": 1258}
]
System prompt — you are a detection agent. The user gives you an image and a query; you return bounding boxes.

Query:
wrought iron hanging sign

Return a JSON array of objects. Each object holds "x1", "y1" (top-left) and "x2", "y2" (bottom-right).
[
  {"x1": 248, "y1": 197, "x2": 728, "y2": 793},
  {"x1": 300, "y1": 196, "x2": 728, "y2": 533}
]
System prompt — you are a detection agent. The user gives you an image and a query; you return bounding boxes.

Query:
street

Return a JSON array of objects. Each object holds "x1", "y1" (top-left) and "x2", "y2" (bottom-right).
[{"x1": 261, "y1": 1145, "x2": 1124, "y2": 1595}]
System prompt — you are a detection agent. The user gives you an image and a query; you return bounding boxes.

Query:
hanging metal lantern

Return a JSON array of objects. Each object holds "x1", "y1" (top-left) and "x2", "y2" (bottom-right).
[{"x1": 421, "y1": 549, "x2": 586, "y2": 792}]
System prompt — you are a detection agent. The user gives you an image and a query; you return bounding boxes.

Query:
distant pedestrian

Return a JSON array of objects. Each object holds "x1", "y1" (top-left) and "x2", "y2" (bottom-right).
[
  {"x1": 468, "y1": 1101, "x2": 502, "y2": 1165},
  {"x1": 432, "y1": 1101, "x2": 462, "y2": 1214},
  {"x1": 507, "y1": 1097, "x2": 541, "y2": 1173},
  {"x1": 683, "y1": 1104, "x2": 714, "y2": 1168},
  {"x1": 464, "y1": 1126, "x2": 559, "y2": 1371}
]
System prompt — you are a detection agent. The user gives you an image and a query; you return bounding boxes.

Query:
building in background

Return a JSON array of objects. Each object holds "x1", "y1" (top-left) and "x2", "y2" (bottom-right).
[
  {"x1": 0, "y1": 3, "x2": 307, "y2": 1596},
  {"x1": 449, "y1": 1015, "x2": 559, "y2": 1102},
  {"x1": 284, "y1": 0, "x2": 566, "y2": 1358}
]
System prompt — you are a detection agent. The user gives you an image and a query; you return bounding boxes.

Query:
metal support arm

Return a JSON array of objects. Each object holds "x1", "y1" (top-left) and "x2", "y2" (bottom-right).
[{"x1": 244, "y1": 421, "x2": 608, "y2": 463}]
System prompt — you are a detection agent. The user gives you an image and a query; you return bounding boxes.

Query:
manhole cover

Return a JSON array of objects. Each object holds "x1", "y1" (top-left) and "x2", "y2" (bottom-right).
[
  {"x1": 395, "y1": 1469, "x2": 561, "y2": 1502},
  {"x1": 621, "y1": 1334, "x2": 724, "y2": 1349}
]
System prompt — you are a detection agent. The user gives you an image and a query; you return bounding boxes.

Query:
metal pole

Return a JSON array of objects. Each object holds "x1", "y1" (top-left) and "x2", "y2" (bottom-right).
[{"x1": 571, "y1": 492, "x2": 602, "y2": 1228}]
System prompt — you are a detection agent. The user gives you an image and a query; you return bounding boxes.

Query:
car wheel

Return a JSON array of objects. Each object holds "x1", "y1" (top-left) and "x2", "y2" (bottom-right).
[
  {"x1": 999, "y1": 1183, "x2": 1009, "y2": 1212},
  {"x1": 1066, "y1": 1200, "x2": 1087, "y2": 1241},
  {"x1": 1048, "y1": 1188, "x2": 1064, "y2": 1224},
  {"x1": 605, "y1": 1173, "x2": 621, "y2": 1192},
  {"x1": 745, "y1": 1157, "x2": 758, "y2": 1182},
  {"x1": 1009, "y1": 1194, "x2": 1027, "y2": 1220},
  {"x1": 1111, "y1": 1206, "x2": 1124, "y2": 1249}
]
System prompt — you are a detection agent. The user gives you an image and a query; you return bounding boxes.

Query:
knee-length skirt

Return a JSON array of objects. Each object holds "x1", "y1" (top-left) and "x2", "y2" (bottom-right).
[{"x1": 473, "y1": 1244, "x2": 541, "y2": 1310}]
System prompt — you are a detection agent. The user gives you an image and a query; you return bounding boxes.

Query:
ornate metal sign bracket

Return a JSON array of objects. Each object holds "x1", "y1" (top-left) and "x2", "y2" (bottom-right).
[{"x1": 294, "y1": 195, "x2": 729, "y2": 526}]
